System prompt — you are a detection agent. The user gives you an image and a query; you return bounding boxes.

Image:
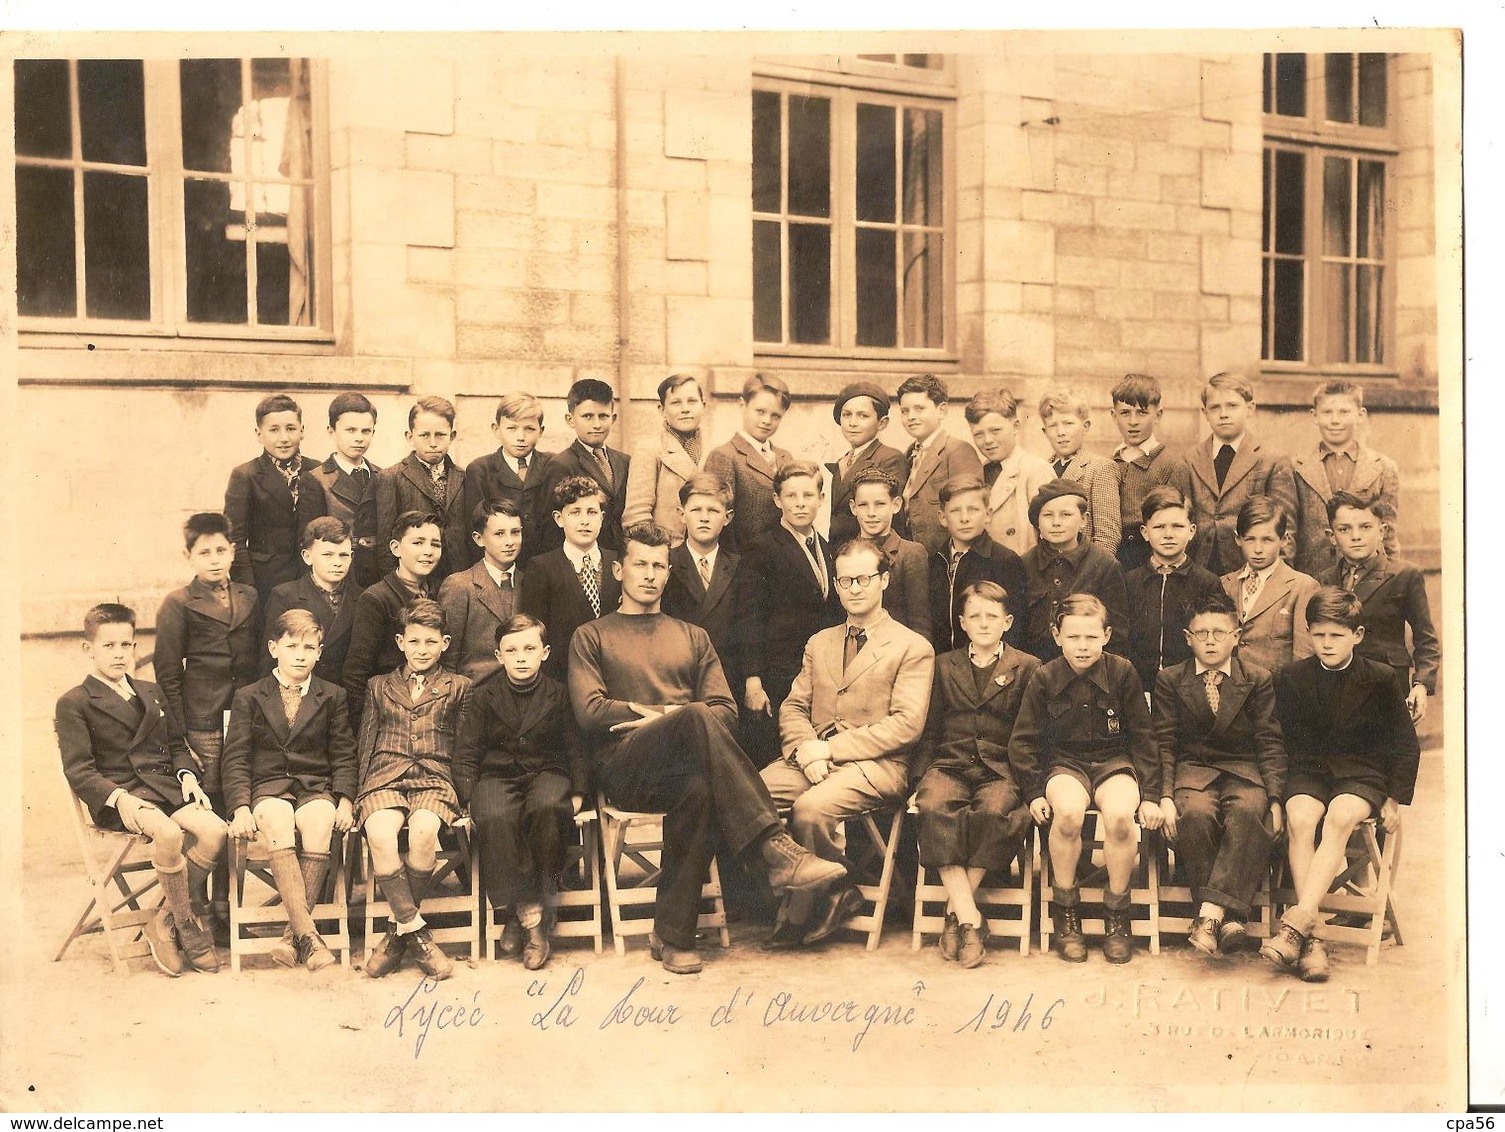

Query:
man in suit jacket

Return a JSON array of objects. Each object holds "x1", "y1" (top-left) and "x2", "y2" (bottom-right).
[
  {"x1": 897, "y1": 374, "x2": 985, "y2": 556},
  {"x1": 1153, "y1": 591, "x2": 1286, "y2": 955},
  {"x1": 761, "y1": 540, "x2": 937, "y2": 947},
  {"x1": 742, "y1": 461, "x2": 845, "y2": 764},
  {"x1": 701, "y1": 373, "x2": 794, "y2": 554},
  {"x1": 1167, "y1": 374, "x2": 1298, "y2": 575},
  {"x1": 375, "y1": 451, "x2": 469, "y2": 588},
  {"x1": 57, "y1": 603, "x2": 227, "y2": 974},
  {"x1": 827, "y1": 382, "x2": 911, "y2": 549}
]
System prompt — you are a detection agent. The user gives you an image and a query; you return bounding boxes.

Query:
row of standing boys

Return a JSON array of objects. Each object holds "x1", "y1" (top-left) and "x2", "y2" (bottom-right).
[{"x1": 57, "y1": 367, "x2": 1437, "y2": 980}]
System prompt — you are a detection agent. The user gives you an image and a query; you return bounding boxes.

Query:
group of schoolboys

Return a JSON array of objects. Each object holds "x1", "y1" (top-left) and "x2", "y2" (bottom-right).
[{"x1": 57, "y1": 367, "x2": 1436, "y2": 984}]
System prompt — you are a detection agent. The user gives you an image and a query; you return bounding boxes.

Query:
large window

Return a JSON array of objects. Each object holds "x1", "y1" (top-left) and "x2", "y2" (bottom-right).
[
  {"x1": 752, "y1": 58, "x2": 952, "y2": 359},
  {"x1": 1261, "y1": 52, "x2": 1394, "y2": 369},
  {"x1": 14, "y1": 57, "x2": 328, "y2": 340}
]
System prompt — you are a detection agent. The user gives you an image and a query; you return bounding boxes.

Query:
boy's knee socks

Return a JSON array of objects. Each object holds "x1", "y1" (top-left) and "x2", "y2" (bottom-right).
[
  {"x1": 299, "y1": 851, "x2": 331, "y2": 908},
  {"x1": 1103, "y1": 887, "x2": 1131, "y2": 912},
  {"x1": 377, "y1": 870, "x2": 423, "y2": 931},
  {"x1": 408, "y1": 866, "x2": 436, "y2": 909},
  {"x1": 267, "y1": 847, "x2": 316, "y2": 937},
  {"x1": 1053, "y1": 884, "x2": 1080, "y2": 908},
  {"x1": 158, "y1": 861, "x2": 193, "y2": 923},
  {"x1": 185, "y1": 858, "x2": 213, "y2": 917}
]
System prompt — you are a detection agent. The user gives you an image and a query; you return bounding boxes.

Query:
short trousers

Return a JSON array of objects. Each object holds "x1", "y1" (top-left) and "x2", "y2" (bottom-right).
[{"x1": 1284, "y1": 768, "x2": 1385, "y2": 815}]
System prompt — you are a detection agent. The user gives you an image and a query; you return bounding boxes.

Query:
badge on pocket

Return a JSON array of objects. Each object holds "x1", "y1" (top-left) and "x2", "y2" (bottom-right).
[{"x1": 1106, "y1": 708, "x2": 1121, "y2": 736}]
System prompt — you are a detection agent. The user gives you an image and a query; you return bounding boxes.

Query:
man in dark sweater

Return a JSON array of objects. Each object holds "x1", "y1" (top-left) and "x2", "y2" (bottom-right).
[{"x1": 569, "y1": 522, "x2": 845, "y2": 974}]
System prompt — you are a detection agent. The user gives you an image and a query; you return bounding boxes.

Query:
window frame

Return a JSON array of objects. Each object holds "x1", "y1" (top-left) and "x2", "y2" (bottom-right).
[
  {"x1": 1260, "y1": 51, "x2": 1398, "y2": 377},
  {"x1": 15, "y1": 57, "x2": 334, "y2": 347},
  {"x1": 752, "y1": 62, "x2": 957, "y2": 367}
]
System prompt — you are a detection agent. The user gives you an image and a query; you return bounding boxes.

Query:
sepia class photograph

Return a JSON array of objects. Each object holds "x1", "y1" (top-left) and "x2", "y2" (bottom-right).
[{"x1": 0, "y1": 19, "x2": 1470, "y2": 1115}]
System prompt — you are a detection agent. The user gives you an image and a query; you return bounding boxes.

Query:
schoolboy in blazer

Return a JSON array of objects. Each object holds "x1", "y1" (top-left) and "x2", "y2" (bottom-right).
[
  {"x1": 225, "y1": 658, "x2": 359, "y2": 813},
  {"x1": 661, "y1": 539, "x2": 757, "y2": 699},
  {"x1": 533, "y1": 379, "x2": 631, "y2": 555},
  {"x1": 225, "y1": 393, "x2": 328, "y2": 600},
  {"x1": 462, "y1": 392, "x2": 555, "y2": 565},
  {"x1": 1220, "y1": 496, "x2": 1318, "y2": 675},
  {"x1": 966, "y1": 389, "x2": 1054, "y2": 558},
  {"x1": 703, "y1": 373, "x2": 794, "y2": 553},
  {"x1": 827, "y1": 381, "x2": 910, "y2": 550},
  {"x1": 261, "y1": 517, "x2": 358, "y2": 685},
  {"x1": 623, "y1": 374, "x2": 708, "y2": 545},
  {"x1": 438, "y1": 500, "x2": 525, "y2": 683},
  {"x1": 374, "y1": 398, "x2": 469, "y2": 587},
  {"x1": 307, "y1": 392, "x2": 382, "y2": 590},
  {"x1": 1166, "y1": 372, "x2": 1298, "y2": 575},
  {"x1": 897, "y1": 374, "x2": 985, "y2": 556}
]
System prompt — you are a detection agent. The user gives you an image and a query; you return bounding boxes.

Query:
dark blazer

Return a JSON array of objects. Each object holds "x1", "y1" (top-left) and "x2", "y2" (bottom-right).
[
  {"x1": 437, "y1": 560, "x2": 520, "y2": 683},
  {"x1": 453, "y1": 672, "x2": 587, "y2": 805},
  {"x1": 912, "y1": 645, "x2": 1041, "y2": 783},
  {"x1": 1018, "y1": 537, "x2": 1128, "y2": 662},
  {"x1": 343, "y1": 573, "x2": 432, "y2": 729},
  {"x1": 515, "y1": 548, "x2": 622, "y2": 683},
  {"x1": 153, "y1": 578, "x2": 262, "y2": 733},
  {"x1": 1291, "y1": 443, "x2": 1401, "y2": 577},
  {"x1": 1167, "y1": 434, "x2": 1298, "y2": 574},
  {"x1": 901, "y1": 431, "x2": 985, "y2": 556},
  {"x1": 1007, "y1": 653, "x2": 1157, "y2": 803},
  {"x1": 225, "y1": 452, "x2": 328, "y2": 598},
  {"x1": 1114, "y1": 443, "x2": 1179, "y2": 571},
  {"x1": 1319, "y1": 553, "x2": 1440, "y2": 694},
  {"x1": 1123, "y1": 557, "x2": 1223, "y2": 689},
  {"x1": 221, "y1": 674, "x2": 359, "y2": 813},
  {"x1": 660, "y1": 543, "x2": 757, "y2": 695},
  {"x1": 928, "y1": 532, "x2": 1028, "y2": 654},
  {"x1": 827, "y1": 439, "x2": 910, "y2": 550},
  {"x1": 1274, "y1": 656, "x2": 1421, "y2": 806},
  {"x1": 461, "y1": 447, "x2": 556, "y2": 565},
  {"x1": 262, "y1": 575, "x2": 356, "y2": 685},
  {"x1": 1152, "y1": 657, "x2": 1286, "y2": 801},
  {"x1": 374, "y1": 452, "x2": 469, "y2": 586},
  {"x1": 743, "y1": 525, "x2": 843, "y2": 701},
  {"x1": 874, "y1": 529, "x2": 932, "y2": 642},
  {"x1": 704, "y1": 433, "x2": 792, "y2": 554},
  {"x1": 533, "y1": 439, "x2": 631, "y2": 555},
  {"x1": 307, "y1": 455, "x2": 382, "y2": 589},
  {"x1": 356, "y1": 667, "x2": 471, "y2": 795},
  {"x1": 56, "y1": 676, "x2": 197, "y2": 826}
]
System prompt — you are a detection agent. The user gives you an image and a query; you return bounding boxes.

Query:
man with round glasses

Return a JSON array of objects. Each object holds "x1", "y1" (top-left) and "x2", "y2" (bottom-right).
[{"x1": 760, "y1": 538, "x2": 936, "y2": 949}]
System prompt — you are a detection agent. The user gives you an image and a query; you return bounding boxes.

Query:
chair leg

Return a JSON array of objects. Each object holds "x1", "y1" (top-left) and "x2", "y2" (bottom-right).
[
  {"x1": 600, "y1": 811, "x2": 629, "y2": 958},
  {"x1": 863, "y1": 809, "x2": 902, "y2": 953},
  {"x1": 1145, "y1": 828, "x2": 1161, "y2": 957}
]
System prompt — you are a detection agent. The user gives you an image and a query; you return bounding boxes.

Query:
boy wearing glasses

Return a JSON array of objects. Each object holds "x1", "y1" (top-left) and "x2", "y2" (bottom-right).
[
  {"x1": 1152, "y1": 590, "x2": 1286, "y2": 960},
  {"x1": 761, "y1": 539, "x2": 936, "y2": 950}
]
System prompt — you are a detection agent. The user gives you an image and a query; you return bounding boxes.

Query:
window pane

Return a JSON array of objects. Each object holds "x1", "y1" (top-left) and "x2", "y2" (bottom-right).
[
  {"x1": 256, "y1": 240, "x2": 291, "y2": 325},
  {"x1": 788, "y1": 222, "x2": 831, "y2": 344},
  {"x1": 15, "y1": 60, "x2": 71, "y2": 159},
  {"x1": 856, "y1": 103, "x2": 896, "y2": 223},
  {"x1": 180, "y1": 59, "x2": 242, "y2": 175},
  {"x1": 280, "y1": 182, "x2": 316, "y2": 327},
  {"x1": 77, "y1": 60, "x2": 146, "y2": 167},
  {"x1": 1262, "y1": 54, "x2": 1273, "y2": 114},
  {"x1": 901, "y1": 54, "x2": 940, "y2": 69},
  {"x1": 903, "y1": 108, "x2": 943, "y2": 226},
  {"x1": 1274, "y1": 53, "x2": 1307, "y2": 116},
  {"x1": 752, "y1": 90, "x2": 781, "y2": 213},
  {"x1": 1261, "y1": 148, "x2": 1272, "y2": 251},
  {"x1": 902, "y1": 230, "x2": 942, "y2": 348},
  {"x1": 855, "y1": 226, "x2": 897, "y2": 347},
  {"x1": 1325, "y1": 53, "x2": 1354, "y2": 123},
  {"x1": 1359, "y1": 53, "x2": 1387, "y2": 127},
  {"x1": 1261, "y1": 260, "x2": 1272, "y2": 358},
  {"x1": 15, "y1": 165, "x2": 76, "y2": 317},
  {"x1": 1272, "y1": 259, "x2": 1304, "y2": 361},
  {"x1": 1323, "y1": 155, "x2": 1352, "y2": 257},
  {"x1": 1357, "y1": 160, "x2": 1385, "y2": 259},
  {"x1": 752, "y1": 219, "x2": 782, "y2": 342},
  {"x1": 184, "y1": 178, "x2": 249, "y2": 324},
  {"x1": 1324, "y1": 263, "x2": 1352, "y2": 363},
  {"x1": 1357, "y1": 264, "x2": 1383, "y2": 363},
  {"x1": 82, "y1": 171, "x2": 150, "y2": 319},
  {"x1": 1274, "y1": 150, "x2": 1305, "y2": 255},
  {"x1": 787, "y1": 95, "x2": 830, "y2": 218}
]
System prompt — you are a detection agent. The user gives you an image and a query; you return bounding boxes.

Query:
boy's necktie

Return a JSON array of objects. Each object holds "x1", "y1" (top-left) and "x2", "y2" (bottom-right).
[
  {"x1": 429, "y1": 460, "x2": 447, "y2": 493},
  {"x1": 278, "y1": 684, "x2": 302, "y2": 728},
  {"x1": 696, "y1": 556, "x2": 713, "y2": 590},
  {"x1": 1053, "y1": 457, "x2": 1070, "y2": 477},
  {"x1": 516, "y1": 454, "x2": 528, "y2": 481},
  {"x1": 410, "y1": 672, "x2": 426, "y2": 702},
  {"x1": 579, "y1": 557, "x2": 602, "y2": 617},
  {"x1": 1242, "y1": 571, "x2": 1260, "y2": 617},
  {"x1": 274, "y1": 455, "x2": 301, "y2": 507},
  {"x1": 354, "y1": 466, "x2": 370, "y2": 488},
  {"x1": 843, "y1": 626, "x2": 868, "y2": 673},
  {"x1": 682, "y1": 431, "x2": 703, "y2": 466},
  {"x1": 804, "y1": 535, "x2": 828, "y2": 597},
  {"x1": 591, "y1": 447, "x2": 613, "y2": 489},
  {"x1": 1203, "y1": 669, "x2": 1223, "y2": 715},
  {"x1": 1214, "y1": 443, "x2": 1235, "y2": 487},
  {"x1": 1343, "y1": 562, "x2": 1359, "y2": 592}
]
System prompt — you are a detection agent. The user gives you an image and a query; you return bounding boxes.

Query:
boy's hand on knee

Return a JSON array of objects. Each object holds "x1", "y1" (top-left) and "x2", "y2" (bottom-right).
[
  {"x1": 333, "y1": 798, "x2": 356, "y2": 833},
  {"x1": 1029, "y1": 798, "x2": 1052, "y2": 825},
  {"x1": 116, "y1": 793, "x2": 146, "y2": 828},
  {"x1": 179, "y1": 772, "x2": 211, "y2": 809},
  {"x1": 1379, "y1": 797, "x2": 1402, "y2": 834},
  {"x1": 229, "y1": 806, "x2": 257, "y2": 840},
  {"x1": 1406, "y1": 685, "x2": 1428, "y2": 723},
  {"x1": 1158, "y1": 797, "x2": 1178, "y2": 839},
  {"x1": 1137, "y1": 800, "x2": 1164, "y2": 830}
]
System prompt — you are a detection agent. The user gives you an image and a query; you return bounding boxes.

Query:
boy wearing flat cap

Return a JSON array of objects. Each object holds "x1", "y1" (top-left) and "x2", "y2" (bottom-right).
[
  {"x1": 1019, "y1": 478, "x2": 1128, "y2": 661},
  {"x1": 827, "y1": 382, "x2": 910, "y2": 549}
]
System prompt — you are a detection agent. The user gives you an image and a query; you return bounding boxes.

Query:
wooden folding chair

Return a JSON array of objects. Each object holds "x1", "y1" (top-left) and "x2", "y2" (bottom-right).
[
  {"x1": 482, "y1": 808, "x2": 604, "y2": 958},
  {"x1": 1147, "y1": 828, "x2": 1274, "y2": 947},
  {"x1": 910, "y1": 806, "x2": 1034, "y2": 956},
  {"x1": 227, "y1": 831, "x2": 353, "y2": 972},
  {"x1": 55, "y1": 790, "x2": 161, "y2": 976},
  {"x1": 1038, "y1": 812, "x2": 1160, "y2": 956},
  {"x1": 598, "y1": 797, "x2": 728, "y2": 956},
  {"x1": 362, "y1": 824, "x2": 480, "y2": 964},
  {"x1": 836, "y1": 804, "x2": 907, "y2": 951},
  {"x1": 1272, "y1": 817, "x2": 1403, "y2": 965}
]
